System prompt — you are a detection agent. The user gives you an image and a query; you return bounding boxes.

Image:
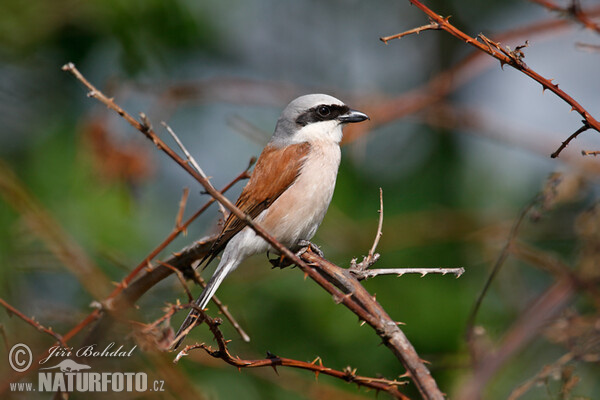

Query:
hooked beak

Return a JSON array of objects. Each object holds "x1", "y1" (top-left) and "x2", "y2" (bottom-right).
[{"x1": 338, "y1": 108, "x2": 369, "y2": 123}]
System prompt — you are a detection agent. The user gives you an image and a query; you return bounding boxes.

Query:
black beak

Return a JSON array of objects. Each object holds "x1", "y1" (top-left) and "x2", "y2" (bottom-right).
[{"x1": 338, "y1": 109, "x2": 369, "y2": 123}]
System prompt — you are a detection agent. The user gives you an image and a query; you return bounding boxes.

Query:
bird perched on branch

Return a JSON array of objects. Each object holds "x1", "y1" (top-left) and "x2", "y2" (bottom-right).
[{"x1": 173, "y1": 94, "x2": 369, "y2": 348}]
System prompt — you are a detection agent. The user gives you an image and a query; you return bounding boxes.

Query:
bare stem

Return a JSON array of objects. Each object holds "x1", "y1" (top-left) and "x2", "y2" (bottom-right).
[
  {"x1": 353, "y1": 267, "x2": 465, "y2": 280},
  {"x1": 380, "y1": 22, "x2": 441, "y2": 43},
  {"x1": 162, "y1": 121, "x2": 228, "y2": 218}
]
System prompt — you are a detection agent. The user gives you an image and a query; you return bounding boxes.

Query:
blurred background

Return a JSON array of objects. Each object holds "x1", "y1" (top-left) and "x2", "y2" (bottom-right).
[{"x1": 1, "y1": 0, "x2": 599, "y2": 399}]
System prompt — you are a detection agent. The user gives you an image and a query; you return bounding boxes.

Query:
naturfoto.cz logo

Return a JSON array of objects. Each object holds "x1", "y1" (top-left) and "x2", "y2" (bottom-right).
[{"x1": 8, "y1": 343, "x2": 165, "y2": 394}]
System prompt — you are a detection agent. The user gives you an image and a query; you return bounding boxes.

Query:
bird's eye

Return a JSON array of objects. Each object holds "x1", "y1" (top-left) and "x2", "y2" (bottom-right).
[{"x1": 317, "y1": 105, "x2": 331, "y2": 117}]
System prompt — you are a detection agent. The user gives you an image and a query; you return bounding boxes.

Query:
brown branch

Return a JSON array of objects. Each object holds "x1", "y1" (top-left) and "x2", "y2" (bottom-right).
[
  {"x1": 581, "y1": 150, "x2": 600, "y2": 156},
  {"x1": 298, "y1": 251, "x2": 444, "y2": 399},
  {"x1": 101, "y1": 159, "x2": 251, "y2": 312},
  {"x1": 85, "y1": 164, "x2": 253, "y2": 344},
  {"x1": 174, "y1": 306, "x2": 411, "y2": 399},
  {"x1": 0, "y1": 298, "x2": 67, "y2": 348},
  {"x1": 380, "y1": 22, "x2": 441, "y2": 43},
  {"x1": 162, "y1": 120, "x2": 228, "y2": 218},
  {"x1": 0, "y1": 310, "x2": 102, "y2": 394},
  {"x1": 531, "y1": 0, "x2": 600, "y2": 34},
  {"x1": 350, "y1": 188, "x2": 384, "y2": 271},
  {"x1": 63, "y1": 63, "x2": 445, "y2": 399},
  {"x1": 550, "y1": 122, "x2": 590, "y2": 158},
  {"x1": 369, "y1": 188, "x2": 384, "y2": 261},
  {"x1": 345, "y1": 9, "x2": 592, "y2": 144},
  {"x1": 175, "y1": 188, "x2": 190, "y2": 229},
  {"x1": 160, "y1": 259, "x2": 252, "y2": 342},
  {"x1": 160, "y1": 262, "x2": 194, "y2": 303},
  {"x1": 0, "y1": 163, "x2": 252, "y2": 395},
  {"x1": 345, "y1": 190, "x2": 464, "y2": 280},
  {"x1": 385, "y1": 0, "x2": 600, "y2": 153},
  {"x1": 507, "y1": 352, "x2": 575, "y2": 400}
]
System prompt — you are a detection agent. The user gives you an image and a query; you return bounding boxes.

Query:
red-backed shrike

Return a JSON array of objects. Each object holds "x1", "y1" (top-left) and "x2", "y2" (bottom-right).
[{"x1": 173, "y1": 94, "x2": 369, "y2": 348}]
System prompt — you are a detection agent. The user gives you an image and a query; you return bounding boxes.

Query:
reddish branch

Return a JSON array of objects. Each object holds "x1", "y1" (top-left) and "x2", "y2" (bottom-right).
[
  {"x1": 380, "y1": 22, "x2": 441, "y2": 43},
  {"x1": 171, "y1": 305, "x2": 410, "y2": 399},
  {"x1": 0, "y1": 161, "x2": 251, "y2": 395},
  {"x1": 0, "y1": 298, "x2": 67, "y2": 348},
  {"x1": 383, "y1": 0, "x2": 600, "y2": 158},
  {"x1": 550, "y1": 122, "x2": 591, "y2": 158},
  {"x1": 582, "y1": 150, "x2": 600, "y2": 156},
  {"x1": 62, "y1": 63, "x2": 446, "y2": 399},
  {"x1": 531, "y1": 0, "x2": 600, "y2": 34}
]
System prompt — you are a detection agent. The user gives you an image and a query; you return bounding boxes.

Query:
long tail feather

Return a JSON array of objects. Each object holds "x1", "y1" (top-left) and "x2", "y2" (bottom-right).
[{"x1": 172, "y1": 257, "x2": 238, "y2": 349}]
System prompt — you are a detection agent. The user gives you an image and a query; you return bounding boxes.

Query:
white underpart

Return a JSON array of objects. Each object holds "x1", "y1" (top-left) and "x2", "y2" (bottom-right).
[{"x1": 222, "y1": 129, "x2": 343, "y2": 270}]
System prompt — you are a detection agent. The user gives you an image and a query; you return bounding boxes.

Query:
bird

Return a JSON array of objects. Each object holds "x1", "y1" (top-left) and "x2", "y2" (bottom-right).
[{"x1": 172, "y1": 94, "x2": 369, "y2": 348}]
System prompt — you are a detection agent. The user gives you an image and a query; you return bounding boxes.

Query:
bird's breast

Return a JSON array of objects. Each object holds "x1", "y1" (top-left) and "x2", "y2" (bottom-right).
[{"x1": 258, "y1": 140, "x2": 341, "y2": 248}]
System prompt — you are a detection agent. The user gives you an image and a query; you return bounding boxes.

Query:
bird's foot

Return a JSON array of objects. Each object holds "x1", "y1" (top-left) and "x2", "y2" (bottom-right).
[
  {"x1": 296, "y1": 240, "x2": 324, "y2": 258},
  {"x1": 268, "y1": 241, "x2": 324, "y2": 268},
  {"x1": 268, "y1": 253, "x2": 293, "y2": 269}
]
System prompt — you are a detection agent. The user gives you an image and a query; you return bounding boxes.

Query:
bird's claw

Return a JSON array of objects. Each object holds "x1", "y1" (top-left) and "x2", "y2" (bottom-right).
[
  {"x1": 268, "y1": 241, "x2": 324, "y2": 268},
  {"x1": 296, "y1": 240, "x2": 324, "y2": 258},
  {"x1": 269, "y1": 254, "x2": 292, "y2": 269}
]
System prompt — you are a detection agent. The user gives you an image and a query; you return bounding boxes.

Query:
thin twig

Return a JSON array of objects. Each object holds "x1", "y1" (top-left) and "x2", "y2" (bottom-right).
[
  {"x1": 160, "y1": 262, "x2": 194, "y2": 303},
  {"x1": 368, "y1": 188, "x2": 384, "y2": 262},
  {"x1": 507, "y1": 352, "x2": 575, "y2": 400},
  {"x1": 0, "y1": 159, "x2": 254, "y2": 394},
  {"x1": 392, "y1": 1, "x2": 600, "y2": 153},
  {"x1": 345, "y1": 5, "x2": 600, "y2": 146},
  {"x1": 458, "y1": 278, "x2": 574, "y2": 400},
  {"x1": 465, "y1": 197, "x2": 536, "y2": 350},
  {"x1": 530, "y1": 0, "x2": 600, "y2": 34},
  {"x1": 380, "y1": 22, "x2": 441, "y2": 43},
  {"x1": 581, "y1": 150, "x2": 600, "y2": 156},
  {"x1": 575, "y1": 42, "x2": 600, "y2": 52},
  {"x1": 550, "y1": 122, "x2": 590, "y2": 158},
  {"x1": 198, "y1": 276, "x2": 251, "y2": 342},
  {"x1": 162, "y1": 121, "x2": 228, "y2": 218},
  {"x1": 354, "y1": 267, "x2": 465, "y2": 280},
  {"x1": 173, "y1": 305, "x2": 411, "y2": 399},
  {"x1": 350, "y1": 188, "x2": 384, "y2": 271},
  {"x1": 0, "y1": 325, "x2": 8, "y2": 353},
  {"x1": 175, "y1": 188, "x2": 190, "y2": 230},
  {"x1": 0, "y1": 298, "x2": 67, "y2": 348}
]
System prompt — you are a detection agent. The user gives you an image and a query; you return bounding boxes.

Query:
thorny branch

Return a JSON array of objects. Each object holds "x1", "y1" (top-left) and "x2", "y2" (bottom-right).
[
  {"x1": 0, "y1": 298, "x2": 67, "y2": 348},
  {"x1": 161, "y1": 120, "x2": 228, "y2": 219},
  {"x1": 550, "y1": 122, "x2": 591, "y2": 158},
  {"x1": 384, "y1": 0, "x2": 600, "y2": 157},
  {"x1": 170, "y1": 305, "x2": 411, "y2": 399},
  {"x1": 531, "y1": 0, "x2": 600, "y2": 34},
  {"x1": 348, "y1": 187, "x2": 464, "y2": 280},
  {"x1": 0, "y1": 157, "x2": 252, "y2": 393},
  {"x1": 354, "y1": 268, "x2": 465, "y2": 279},
  {"x1": 63, "y1": 63, "x2": 451, "y2": 399}
]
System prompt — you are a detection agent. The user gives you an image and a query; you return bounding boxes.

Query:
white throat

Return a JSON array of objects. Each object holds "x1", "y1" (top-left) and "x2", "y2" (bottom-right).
[{"x1": 289, "y1": 120, "x2": 343, "y2": 145}]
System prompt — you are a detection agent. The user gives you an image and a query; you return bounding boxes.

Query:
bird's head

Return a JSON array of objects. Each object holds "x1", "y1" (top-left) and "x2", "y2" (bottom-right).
[{"x1": 272, "y1": 94, "x2": 369, "y2": 145}]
